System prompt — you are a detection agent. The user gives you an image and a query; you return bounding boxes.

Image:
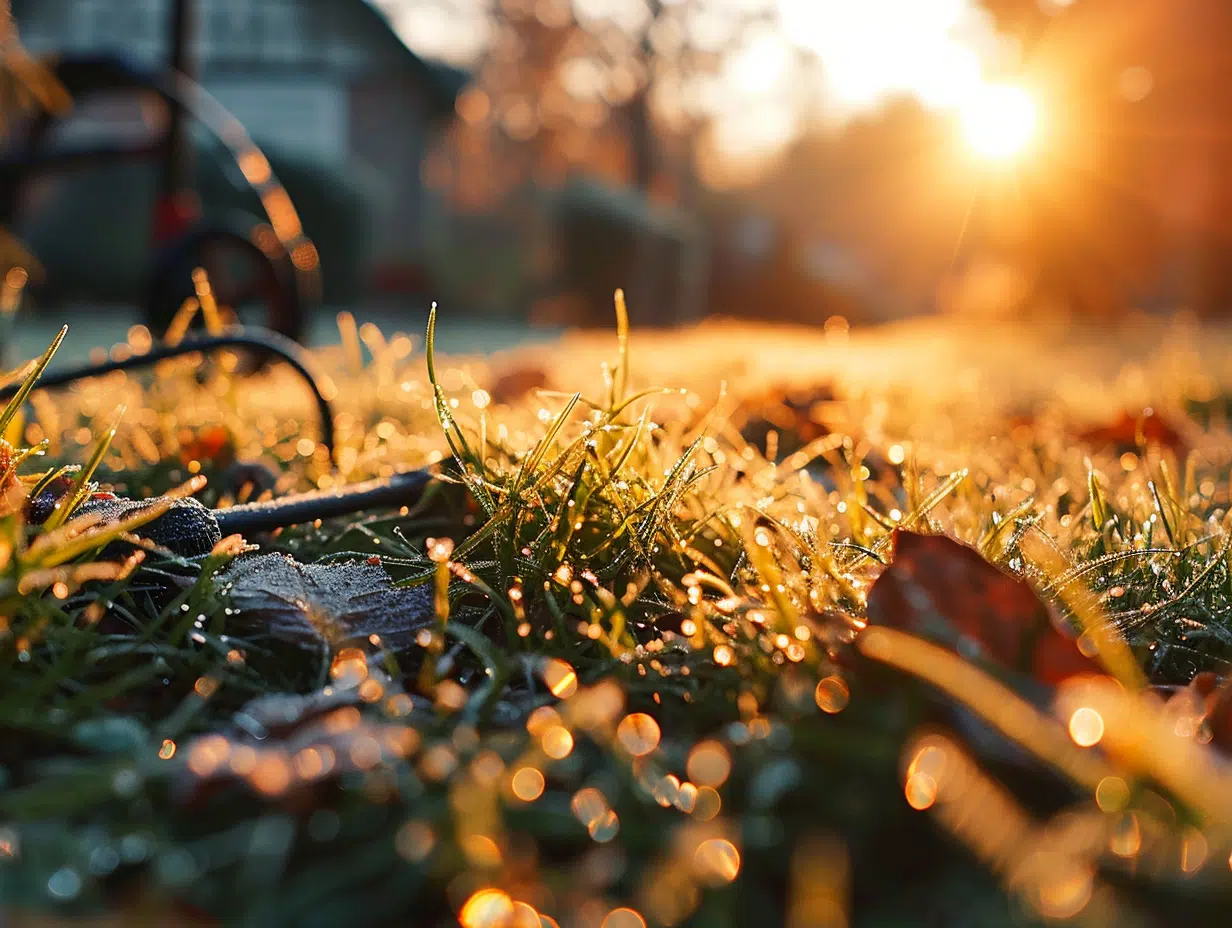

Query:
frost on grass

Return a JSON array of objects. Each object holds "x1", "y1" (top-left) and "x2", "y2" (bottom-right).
[{"x1": 5, "y1": 317, "x2": 1232, "y2": 925}]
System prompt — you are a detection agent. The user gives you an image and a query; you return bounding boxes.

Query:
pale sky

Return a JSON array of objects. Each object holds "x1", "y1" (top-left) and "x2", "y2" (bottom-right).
[
  {"x1": 778, "y1": 0, "x2": 1001, "y2": 114},
  {"x1": 374, "y1": 0, "x2": 1003, "y2": 114},
  {"x1": 372, "y1": 0, "x2": 1007, "y2": 172}
]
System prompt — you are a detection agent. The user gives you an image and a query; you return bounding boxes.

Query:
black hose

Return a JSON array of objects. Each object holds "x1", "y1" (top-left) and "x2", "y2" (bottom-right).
[
  {"x1": 213, "y1": 469, "x2": 432, "y2": 537},
  {"x1": 0, "y1": 328, "x2": 336, "y2": 463},
  {"x1": 56, "y1": 469, "x2": 434, "y2": 558}
]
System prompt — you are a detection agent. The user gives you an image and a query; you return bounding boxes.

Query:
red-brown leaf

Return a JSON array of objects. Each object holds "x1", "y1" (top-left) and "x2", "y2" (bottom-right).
[
  {"x1": 179, "y1": 425, "x2": 235, "y2": 467},
  {"x1": 865, "y1": 530, "x2": 1100, "y2": 685},
  {"x1": 1199, "y1": 674, "x2": 1232, "y2": 755},
  {"x1": 1078, "y1": 409, "x2": 1186, "y2": 455}
]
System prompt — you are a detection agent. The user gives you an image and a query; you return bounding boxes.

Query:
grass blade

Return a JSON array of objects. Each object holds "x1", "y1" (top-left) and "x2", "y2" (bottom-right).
[{"x1": 0, "y1": 324, "x2": 66, "y2": 438}]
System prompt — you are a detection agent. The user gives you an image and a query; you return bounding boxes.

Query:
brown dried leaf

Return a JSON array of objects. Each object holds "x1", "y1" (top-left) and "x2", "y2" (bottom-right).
[
  {"x1": 1078, "y1": 408, "x2": 1187, "y2": 455},
  {"x1": 865, "y1": 530, "x2": 1099, "y2": 685}
]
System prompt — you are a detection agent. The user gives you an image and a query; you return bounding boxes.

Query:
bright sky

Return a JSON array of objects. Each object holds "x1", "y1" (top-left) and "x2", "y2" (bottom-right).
[
  {"x1": 779, "y1": 0, "x2": 999, "y2": 114},
  {"x1": 374, "y1": 0, "x2": 1007, "y2": 169}
]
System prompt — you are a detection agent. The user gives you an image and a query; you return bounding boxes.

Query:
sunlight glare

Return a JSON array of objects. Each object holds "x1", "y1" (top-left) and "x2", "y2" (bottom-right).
[
  {"x1": 960, "y1": 83, "x2": 1039, "y2": 161},
  {"x1": 779, "y1": 0, "x2": 998, "y2": 114}
]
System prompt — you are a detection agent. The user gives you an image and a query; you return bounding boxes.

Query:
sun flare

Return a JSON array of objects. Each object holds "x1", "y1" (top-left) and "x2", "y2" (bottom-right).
[{"x1": 960, "y1": 83, "x2": 1040, "y2": 161}]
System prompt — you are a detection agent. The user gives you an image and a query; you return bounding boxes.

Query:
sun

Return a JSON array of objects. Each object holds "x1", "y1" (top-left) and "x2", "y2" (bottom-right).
[{"x1": 960, "y1": 83, "x2": 1040, "y2": 161}]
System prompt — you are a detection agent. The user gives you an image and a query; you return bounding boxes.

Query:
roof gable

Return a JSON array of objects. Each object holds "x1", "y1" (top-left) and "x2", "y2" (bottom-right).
[{"x1": 12, "y1": 0, "x2": 467, "y2": 117}]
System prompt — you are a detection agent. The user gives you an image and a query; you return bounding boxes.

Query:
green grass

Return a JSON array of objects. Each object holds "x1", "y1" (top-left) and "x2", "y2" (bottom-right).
[{"x1": 2, "y1": 310, "x2": 1232, "y2": 926}]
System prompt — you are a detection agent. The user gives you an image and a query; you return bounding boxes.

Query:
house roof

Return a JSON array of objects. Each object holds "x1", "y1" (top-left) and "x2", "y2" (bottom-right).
[
  {"x1": 356, "y1": 1, "x2": 469, "y2": 120},
  {"x1": 11, "y1": 0, "x2": 470, "y2": 123}
]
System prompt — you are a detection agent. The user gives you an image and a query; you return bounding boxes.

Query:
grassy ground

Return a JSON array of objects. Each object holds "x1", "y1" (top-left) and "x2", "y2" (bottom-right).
[
  {"x1": 2, "y1": 307, "x2": 1232, "y2": 926},
  {"x1": 8, "y1": 303, "x2": 561, "y2": 365}
]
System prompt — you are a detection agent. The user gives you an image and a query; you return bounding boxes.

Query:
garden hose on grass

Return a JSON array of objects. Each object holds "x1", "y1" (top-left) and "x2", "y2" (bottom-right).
[
  {"x1": 27, "y1": 468, "x2": 435, "y2": 558},
  {"x1": 8, "y1": 325, "x2": 439, "y2": 557},
  {"x1": 0, "y1": 327, "x2": 337, "y2": 462}
]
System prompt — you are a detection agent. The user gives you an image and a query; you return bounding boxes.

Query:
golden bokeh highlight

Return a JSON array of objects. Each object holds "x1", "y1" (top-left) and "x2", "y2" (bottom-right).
[
  {"x1": 1034, "y1": 869, "x2": 1093, "y2": 921},
  {"x1": 571, "y1": 788, "x2": 609, "y2": 827},
  {"x1": 510, "y1": 902, "x2": 543, "y2": 928},
  {"x1": 250, "y1": 752, "x2": 292, "y2": 796},
  {"x1": 330, "y1": 647, "x2": 368, "y2": 687},
  {"x1": 571, "y1": 787, "x2": 620, "y2": 841},
  {"x1": 511, "y1": 766, "x2": 546, "y2": 802},
  {"x1": 543, "y1": 658, "x2": 578, "y2": 699},
  {"x1": 693, "y1": 838, "x2": 742, "y2": 885},
  {"x1": 526, "y1": 706, "x2": 561, "y2": 736},
  {"x1": 588, "y1": 809, "x2": 621, "y2": 843},
  {"x1": 436, "y1": 680, "x2": 468, "y2": 712},
  {"x1": 459, "y1": 889, "x2": 515, "y2": 928},
  {"x1": 541, "y1": 725, "x2": 574, "y2": 760},
  {"x1": 395, "y1": 821, "x2": 436, "y2": 863},
  {"x1": 616, "y1": 713, "x2": 661, "y2": 756},
  {"x1": 686, "y1": 740, "x2": 731, "y2": 788},
  {"x1": 1068, "y1": 708, "x2": 1105, "y2": 748},
  {"x1": 602, "y1": 908, "x2": 647, "y2": 928},
  {"x1": 904, "y1": 772, "x2": 938, "y2": 811},
  {"x1": 904, "y1": 742, "x2": 947, "y2": 811},
  {"x1": 814, "y1": 676, "x2": 850, "y2": 714},
  {"x1": 1181, "y1": 828, "x2": 1209, "y2": 874},
  {"x1": 461, "y1": 834, "x2": 503, "y2": 869},
  {"x1": 693, "y1": 786, "x2": 722, "y2": 822},
  {"x1": 1095, "y1": 776, "x2": 1129, "y2": 813}
]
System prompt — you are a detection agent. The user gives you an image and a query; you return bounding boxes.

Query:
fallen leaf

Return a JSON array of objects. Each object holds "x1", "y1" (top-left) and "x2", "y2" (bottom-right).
[
  {"x1": 1173, "y1": 671, "x2": 1232, "y2": 756},
  {"x1": 179, "y1": 425, "x2": 235, "y2": 468},
  {"x1": 1078, "y1": 409, "x2": 1186, "y2": 456},
  {"x1": 864, "y1": 530, "x2": 1099, "y2": 685},
  {"x1": 220, "y1": 553, "x2": 433, "y2": 651},
  {"x1": 488, "y1": 365, "x2": 549, "y2": 406},
  {"x1": 739, "y1": 384, "x2": 835, "y2": 455}
]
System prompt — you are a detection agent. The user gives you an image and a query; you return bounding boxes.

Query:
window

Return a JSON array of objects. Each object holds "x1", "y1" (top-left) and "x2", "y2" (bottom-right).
[
  {"x1": 259, "y1": 0, "x2": 299, "y2": 64},
  {"x1": 125, "y1": 2, "x2": 163, "y2": 62},
  {"x1": 71, "y1": 0, "x2": 106, "y2": 49},
  {"x1": 202, "y1": 0, "x2": 260, "y2": 65}
]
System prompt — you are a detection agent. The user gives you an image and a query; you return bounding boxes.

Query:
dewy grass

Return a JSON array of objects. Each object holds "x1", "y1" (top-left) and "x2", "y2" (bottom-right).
[{"x1": 1, "y1": 312, "x2": 1232, "y2": 924}]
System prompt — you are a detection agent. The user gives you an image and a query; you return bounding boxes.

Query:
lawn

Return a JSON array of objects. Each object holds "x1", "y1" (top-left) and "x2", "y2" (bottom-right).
[{"x1": 2, "y1": 305, "x2": 1232, "y2": 927}]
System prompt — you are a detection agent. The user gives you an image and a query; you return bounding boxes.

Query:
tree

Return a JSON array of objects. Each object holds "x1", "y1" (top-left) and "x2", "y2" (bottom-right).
[
  {"x1": 404, "y1": 0, "x2": 801, "y2": 207},
  {"x1": 397, "y1": 0, "x2": 814, "y2": 319}
]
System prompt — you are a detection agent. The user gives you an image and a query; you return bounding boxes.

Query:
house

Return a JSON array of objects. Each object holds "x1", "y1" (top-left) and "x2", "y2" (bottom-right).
[{"x1": 11, "y1": 0, "x2": 468, "y2": 297}]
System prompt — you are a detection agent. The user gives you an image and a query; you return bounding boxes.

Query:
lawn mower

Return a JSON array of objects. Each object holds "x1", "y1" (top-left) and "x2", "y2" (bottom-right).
[{"x1": 0, "y1": 0, "x2": 319, "y2": 345}]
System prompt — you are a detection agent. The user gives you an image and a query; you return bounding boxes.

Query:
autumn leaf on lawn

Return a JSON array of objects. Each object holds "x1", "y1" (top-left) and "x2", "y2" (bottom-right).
[
  {"x1": 220, "y1": 553, "x2": 434, "y2": 651},
  {"x1": 864, "y1": 530, "x2": 1099, "y2": 686},
  {"x1": 1078, "y1": 408, "x2": 1187, "y2": 456},
  {"x1": 1159, "y1": 671, "x2": 1232, "y2": 759}
]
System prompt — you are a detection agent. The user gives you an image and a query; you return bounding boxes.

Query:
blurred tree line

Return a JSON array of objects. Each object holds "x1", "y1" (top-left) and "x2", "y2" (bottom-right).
[
  {"x1": 419, "y1": 0, "x2": 1003, "y2": 321},
  {"x1": 11, "y1": 0, "x2": 1232, "y2": 321},
  {"x1": 424, "y1": 0, "x2": 1232, "y2": 322},
  {"x1": 420, "y1": 0, "x2": 828, "y2": 323}
]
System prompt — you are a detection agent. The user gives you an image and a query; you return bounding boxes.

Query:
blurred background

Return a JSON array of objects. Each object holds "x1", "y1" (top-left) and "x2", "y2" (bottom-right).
[{"x1": 5, "y1": 0, "x2": 1232, "y2": 351}]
